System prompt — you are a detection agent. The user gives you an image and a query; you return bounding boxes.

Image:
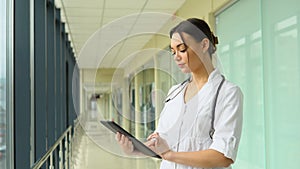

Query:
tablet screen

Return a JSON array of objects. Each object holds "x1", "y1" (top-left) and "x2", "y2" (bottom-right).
[{"x1": 100, "y1": 120, "x2": 161, "y2": 159}]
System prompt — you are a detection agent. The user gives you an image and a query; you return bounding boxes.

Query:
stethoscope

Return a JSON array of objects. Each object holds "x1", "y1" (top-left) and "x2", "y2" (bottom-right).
[
  {"x1": 163, "y1": 75, "x2": 225, "y2": 169},
  {"x1": 164, "y1": 77, "x2": 191, "y2": 103},
  {"x1": 163, "y1": 74, "x2": 225, "y2": 139}
]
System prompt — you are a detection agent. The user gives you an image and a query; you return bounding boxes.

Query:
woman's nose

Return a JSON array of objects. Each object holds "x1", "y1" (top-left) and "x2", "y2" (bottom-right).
[{"x1": 173, "y1": 51, "x2": 181, "y2": 61}]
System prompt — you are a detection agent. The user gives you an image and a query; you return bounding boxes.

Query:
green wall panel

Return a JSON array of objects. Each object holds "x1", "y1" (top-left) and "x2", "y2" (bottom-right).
[{"x1": 216, "y1": 0, "x2": 300, "y2": 168}]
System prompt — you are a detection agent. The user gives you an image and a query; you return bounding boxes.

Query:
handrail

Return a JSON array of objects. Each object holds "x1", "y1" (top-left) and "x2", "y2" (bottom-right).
[{"x1": 31, "y1": 126, "x2": 73, "y2": 169}]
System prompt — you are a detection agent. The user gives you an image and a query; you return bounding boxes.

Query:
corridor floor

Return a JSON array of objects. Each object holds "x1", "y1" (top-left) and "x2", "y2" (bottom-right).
[{"x1": 71, "y1": 122, "x2": 161, "y2": 169}]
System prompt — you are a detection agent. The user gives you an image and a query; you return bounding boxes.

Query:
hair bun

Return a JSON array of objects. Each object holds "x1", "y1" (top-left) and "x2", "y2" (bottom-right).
[{"x1": 211, "y1": 32, "x2": 218, "y2": 45}]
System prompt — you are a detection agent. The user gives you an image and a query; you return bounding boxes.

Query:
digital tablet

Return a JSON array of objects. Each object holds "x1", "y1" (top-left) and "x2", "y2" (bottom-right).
[{"x1": 100, "y1": 120, "x2": 161, "y2": 159}]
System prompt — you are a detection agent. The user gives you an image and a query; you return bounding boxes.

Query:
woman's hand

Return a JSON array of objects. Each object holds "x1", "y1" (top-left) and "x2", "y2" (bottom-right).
[
  {"x1": 115, "y1": 132, "x2": 134, "y2": 155},
  {"x1": 146, "y1": 132, "x2": 171, "y2": 158}
]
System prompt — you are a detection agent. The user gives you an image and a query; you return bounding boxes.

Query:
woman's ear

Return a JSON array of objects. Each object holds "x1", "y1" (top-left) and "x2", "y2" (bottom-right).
[{"x1": 201, "y1": 38, "x2": 210, "y2": 53}]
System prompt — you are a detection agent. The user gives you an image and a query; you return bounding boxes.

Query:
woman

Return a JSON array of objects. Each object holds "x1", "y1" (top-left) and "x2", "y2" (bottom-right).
[{"x1": 116, "y1": 18, "x2": 243, "y2": 169}]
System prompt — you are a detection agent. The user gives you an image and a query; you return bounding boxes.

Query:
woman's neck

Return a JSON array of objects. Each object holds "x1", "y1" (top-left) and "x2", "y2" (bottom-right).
[{"x1": 191, "y1": 67, "x2": 214, "y2": 89}]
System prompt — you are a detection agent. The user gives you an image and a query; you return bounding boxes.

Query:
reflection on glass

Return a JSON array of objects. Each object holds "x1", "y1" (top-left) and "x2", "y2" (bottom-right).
[
  {"x1": 0, "y1": 0, "x2": 6, "y2": 167},
  {"x1": 109, "y1": 67, "x2": 177, "y2": 140},
  {"x1": 128, "y1": 68, "x2": 157, "y2": 139},
  {"x1": 216, "y1": 0, "x2": 264, "y2": 168},
  {"x1": 272, "y1": 15, "x2": 299, "y2": 168},
  {"x1": 216, "y1": 0, "x2": 300, "y2": 168}
]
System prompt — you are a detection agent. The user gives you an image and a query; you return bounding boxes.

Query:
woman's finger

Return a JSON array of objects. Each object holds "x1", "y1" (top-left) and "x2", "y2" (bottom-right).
[
  {"x1": 147, "y1": 132, "x2": 159, "y2": 140},
  {"x1": 115, "y1": 132, "x2": 121, "y2": 141},
  {"x1": 128, "y1": 140, "x2": 133, "y2": 151},
  {"x1": 124, "y1": 136, "x2": 129, "y2": 145},
  {"x1": 154, "y1": 137, "x2": 159, "y2": 147},
  {"x1": 145, "y1": 137, "x2": 157, "y2": 147},
  {"x1": 120, "y1": 134, "x2": 123, "y2": 144}
]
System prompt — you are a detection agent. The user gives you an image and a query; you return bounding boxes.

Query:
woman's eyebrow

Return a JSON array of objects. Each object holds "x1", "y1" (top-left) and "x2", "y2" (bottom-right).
[
  {"x1": 176, "y1": 43, "x2": 186, "y2": 48},
  {"x1": 169, "y1": 43, "x2": 185, "y2": 50}
]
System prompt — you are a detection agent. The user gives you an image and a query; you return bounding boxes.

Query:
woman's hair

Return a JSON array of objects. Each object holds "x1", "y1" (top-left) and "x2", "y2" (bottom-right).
[{"x1": 170, "y1": 18, "x2": 218, "y2": 56}]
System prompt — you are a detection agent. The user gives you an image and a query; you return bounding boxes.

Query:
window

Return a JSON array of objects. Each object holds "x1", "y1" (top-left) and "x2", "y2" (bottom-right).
[
  {"x1": 216, "y1": 0, "x2": 300, "y2": 168},
  {"x1": 0, "y1": 0, "x2": 7, "y2": 168}
]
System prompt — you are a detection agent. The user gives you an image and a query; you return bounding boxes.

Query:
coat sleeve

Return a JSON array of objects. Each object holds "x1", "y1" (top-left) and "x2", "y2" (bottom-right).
[{"x1": 209, "y1": 84, "x2": 243, "y2": 162}]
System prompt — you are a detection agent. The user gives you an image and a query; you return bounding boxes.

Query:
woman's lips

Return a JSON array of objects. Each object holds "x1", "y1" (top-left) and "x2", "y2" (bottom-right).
[{"x1": 178, "y1": 63, "x2": 185, "y2": 68}]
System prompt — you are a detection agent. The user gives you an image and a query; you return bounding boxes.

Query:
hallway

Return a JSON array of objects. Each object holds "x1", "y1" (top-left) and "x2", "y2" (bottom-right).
[
  {"x1": 71, "y1": 122, "x2": 161, "y2": 169},
  {"x1": 2, "y1": 0, "x2": 300, "y2": 168}
]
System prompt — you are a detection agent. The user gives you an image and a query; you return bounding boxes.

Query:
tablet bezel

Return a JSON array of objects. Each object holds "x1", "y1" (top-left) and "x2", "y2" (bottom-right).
[{"x1": 100, "y1": 120, "x2": 161, "y2": 159}]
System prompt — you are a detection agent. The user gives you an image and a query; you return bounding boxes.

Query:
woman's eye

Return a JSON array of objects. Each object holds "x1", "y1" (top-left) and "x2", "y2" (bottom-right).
[
  {"x1": 178, "y1": 44, "x2": 187, "y2": 53},
  {"x1": 180, "y1": 48, "x2": 187, "y2": 53},
  {"x1": 171, "y1": 50, "x2": 176, "y2": 55}
]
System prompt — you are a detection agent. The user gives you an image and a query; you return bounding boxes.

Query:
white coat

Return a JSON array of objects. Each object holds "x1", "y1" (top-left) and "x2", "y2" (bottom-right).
[{"x1": 156, "y1": 69, "x2": 243, "y2": 169}]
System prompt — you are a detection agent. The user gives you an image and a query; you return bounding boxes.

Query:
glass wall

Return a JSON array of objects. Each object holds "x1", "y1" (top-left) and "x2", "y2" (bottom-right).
[
  {"x1": 261, "y1": 0, "x2": 300, "y2": 168},
  {"x1": 0, "y1": 0, "x2": 7, "y2": 168},
  {"x1": 216, "y1": 0, "x2": 300, "y2": 168}
]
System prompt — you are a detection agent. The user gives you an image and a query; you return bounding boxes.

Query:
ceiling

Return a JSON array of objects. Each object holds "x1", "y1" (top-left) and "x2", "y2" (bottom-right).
[{"x1": 55, "y1": 0, "x2": 186, "y2": 69}]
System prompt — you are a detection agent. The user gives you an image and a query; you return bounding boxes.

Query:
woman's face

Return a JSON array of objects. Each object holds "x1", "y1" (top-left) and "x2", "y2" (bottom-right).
[{"x1": 170, "y1": 32, "x2": 206, "y2": 73}]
